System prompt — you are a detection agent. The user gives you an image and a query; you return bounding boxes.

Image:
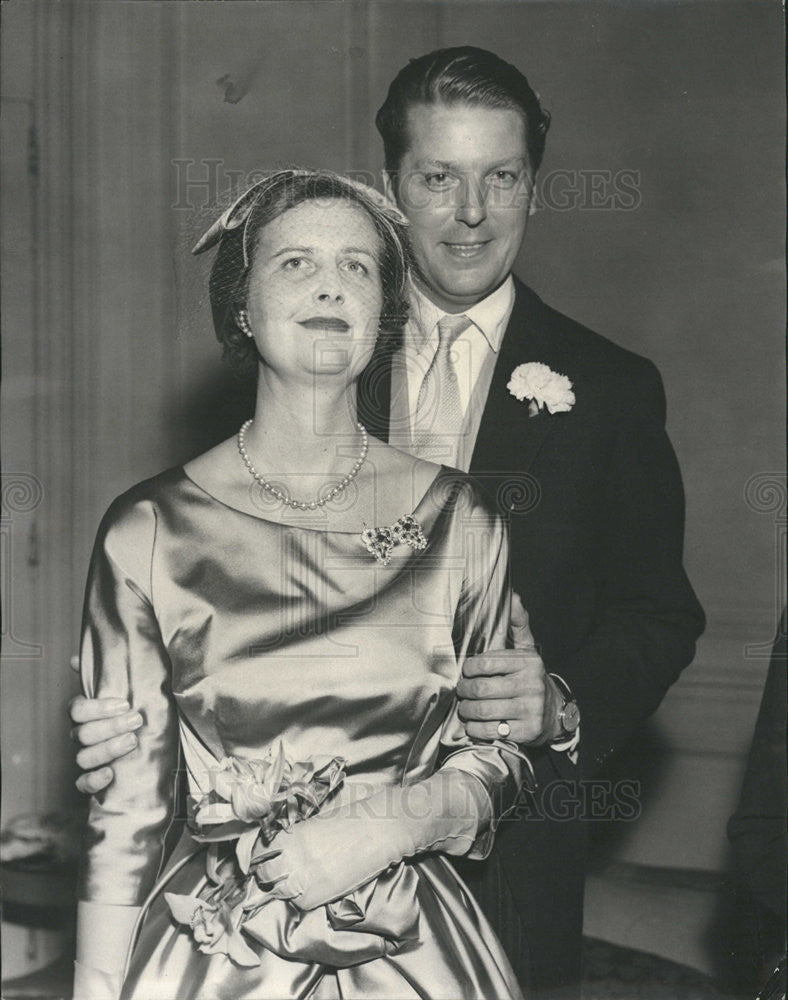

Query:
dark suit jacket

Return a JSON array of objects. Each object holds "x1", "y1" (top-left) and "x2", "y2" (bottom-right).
[{"x1": 360, "y1": 276, "x2": 705, "y2": 993}]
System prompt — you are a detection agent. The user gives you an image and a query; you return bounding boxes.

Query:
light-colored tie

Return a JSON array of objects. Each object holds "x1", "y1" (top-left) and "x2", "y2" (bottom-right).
[{"x1": 412, "y1": 314, "x2": 472, "y2": 458}]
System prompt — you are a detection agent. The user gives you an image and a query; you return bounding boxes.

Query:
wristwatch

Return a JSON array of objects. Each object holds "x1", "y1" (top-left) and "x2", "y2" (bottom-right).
[
  {"x1": 557, "y1": 697, "x2": 581, "y2": 737},
  {"x1": 549, "y1": 673, "x2": 580, "y2": 740}
]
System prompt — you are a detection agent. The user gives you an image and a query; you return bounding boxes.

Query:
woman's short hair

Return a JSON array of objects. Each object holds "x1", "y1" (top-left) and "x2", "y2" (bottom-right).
[
  {"x1": 207, "y1": 171, "x2": 410, "y2": 375},
  {"x1": 375, "y1": 46, "x2": 551, "y2": 181}
]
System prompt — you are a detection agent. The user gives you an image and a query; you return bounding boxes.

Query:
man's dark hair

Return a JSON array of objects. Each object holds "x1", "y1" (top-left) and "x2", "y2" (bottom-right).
[{"x1": 376, "y1": 46, "x2": 551, "y2": 180}]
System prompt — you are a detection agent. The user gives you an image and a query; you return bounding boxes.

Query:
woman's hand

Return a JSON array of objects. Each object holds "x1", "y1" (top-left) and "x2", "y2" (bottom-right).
[
  {"x1": 253, "y1": 771, "x2": 490, "y2": 911},
  {"x1": 252, "y1": 798, "x2": 408, "y2": 911}
]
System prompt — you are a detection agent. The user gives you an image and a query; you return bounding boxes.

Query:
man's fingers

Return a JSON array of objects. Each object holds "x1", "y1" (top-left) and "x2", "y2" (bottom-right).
[
  {"x1": 75, "y1": 733, "x2": 138, "y2": 771},
  {"x1": 69, "y1": 695, "x2": 130, "y2": 724},
  {"x1": 509, "y1": 591, "x2": 536, "y2": 651},
  {"x1": 458, "y1": 696, "x2": 524, "y2": 723},
  {"x1": 460, "y1": 650, "x2": 544, "y2": 688},
  {"x1": 461, "y1": 649, "x2": 523, "y2": 678},
  {"x1": 457, "y1": 670, "x2": 523, "y2": 701},
  {"x1": 76, "y1": 768, "x2": 114, "y2": 795},
  {"x1": 459, "y1": 691, "x2": 547, "y2": 741},
  {"x1": 462, "y1": 720, "x2": 529, "y2": 744},
  {"x1": 71, "y1": 712, "x2": 143, "y2": 747}
]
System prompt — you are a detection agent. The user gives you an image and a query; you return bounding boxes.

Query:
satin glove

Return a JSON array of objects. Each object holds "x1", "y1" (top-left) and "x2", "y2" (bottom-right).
[{"x1": 254, "y1": 768, "x2": 491, "y2": 911}]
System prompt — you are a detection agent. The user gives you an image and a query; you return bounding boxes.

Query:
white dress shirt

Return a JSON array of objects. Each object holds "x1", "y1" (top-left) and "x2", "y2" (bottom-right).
[{"x1": 388, "y1": 276, "x2": 516, "y2": 472}]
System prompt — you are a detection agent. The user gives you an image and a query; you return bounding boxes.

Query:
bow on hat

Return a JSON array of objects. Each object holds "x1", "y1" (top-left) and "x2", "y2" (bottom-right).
[{"x1": 191, "y1": 169, "x2": 408, "y2": 269}]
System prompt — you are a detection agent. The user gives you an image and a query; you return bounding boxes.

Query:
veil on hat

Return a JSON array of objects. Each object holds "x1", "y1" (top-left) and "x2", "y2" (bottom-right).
[{"x1": 191, "y1": 168, "x2": 408, "y2": 269}]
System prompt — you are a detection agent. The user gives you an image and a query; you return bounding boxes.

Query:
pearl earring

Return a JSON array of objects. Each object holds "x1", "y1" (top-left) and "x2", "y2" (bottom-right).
[{"x1": 237, "y1": 310, "x2": 253, "y2": 338}]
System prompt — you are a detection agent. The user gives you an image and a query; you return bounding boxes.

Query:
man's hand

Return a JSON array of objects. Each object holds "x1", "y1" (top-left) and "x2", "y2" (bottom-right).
[
  {"x1": 457, "y1": 592, "x2": 564, "y2": 745},
  {"x1": 69, "y1": 695, "x2": 142, "y2": 794}
]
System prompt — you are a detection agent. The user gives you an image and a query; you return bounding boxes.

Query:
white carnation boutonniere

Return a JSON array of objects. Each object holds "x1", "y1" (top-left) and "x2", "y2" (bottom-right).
[{"x1": 507, "y1": 362, "x2": 575, "y2": 418}]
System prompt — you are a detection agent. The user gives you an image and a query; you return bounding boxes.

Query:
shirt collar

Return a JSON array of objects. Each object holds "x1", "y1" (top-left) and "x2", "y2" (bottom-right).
[{"x1": 408, "y1": 275, "x2": 515, "y2": 356}]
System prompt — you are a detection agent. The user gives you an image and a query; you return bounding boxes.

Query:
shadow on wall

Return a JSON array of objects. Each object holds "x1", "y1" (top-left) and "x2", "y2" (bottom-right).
[
  {"x1": 585, "y1": 631, "x2": 787, "y2": 996},
  {"x1": 175, "y1": 370, "x2": 257, "y2": 460},
  {"x1": 585, "y1": 725, "x2": 743, "y2": 985}
]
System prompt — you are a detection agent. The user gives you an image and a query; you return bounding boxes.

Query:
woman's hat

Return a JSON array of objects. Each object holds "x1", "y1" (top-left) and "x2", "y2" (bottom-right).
[{"x1": 192, "y1": 168, "x2": 408, "y2": 270}]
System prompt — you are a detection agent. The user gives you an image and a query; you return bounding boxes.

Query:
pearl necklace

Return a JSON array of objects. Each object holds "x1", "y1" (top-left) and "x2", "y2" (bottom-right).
[{"x1": 237, "y1": 419, "x2": 369, "y2": 510}]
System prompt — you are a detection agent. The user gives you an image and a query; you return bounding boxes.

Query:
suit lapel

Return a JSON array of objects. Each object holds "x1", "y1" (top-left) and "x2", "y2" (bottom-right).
[
  {"x1": 361, "y1": 279, "x2": 581, "y2": 467},
  {"x1": 471, "y1": 280, "x2": 560, "y2": 476}
]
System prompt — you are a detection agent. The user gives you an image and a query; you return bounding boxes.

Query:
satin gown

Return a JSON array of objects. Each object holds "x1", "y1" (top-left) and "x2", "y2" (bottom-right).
[{"x1": 79, "y1": 465, "x2": 526, "y2": 1000}]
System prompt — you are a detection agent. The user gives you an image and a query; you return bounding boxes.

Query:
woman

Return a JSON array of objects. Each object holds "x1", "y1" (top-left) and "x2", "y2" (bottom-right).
[{"x1": 75, "y1": 170, "x2": 526, "y2": 1000}]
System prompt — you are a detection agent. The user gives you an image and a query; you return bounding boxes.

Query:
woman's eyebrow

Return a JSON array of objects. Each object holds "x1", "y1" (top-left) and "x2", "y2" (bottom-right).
[{"x1": 270, "y1": 246, "x2": 314, "y2": 259}]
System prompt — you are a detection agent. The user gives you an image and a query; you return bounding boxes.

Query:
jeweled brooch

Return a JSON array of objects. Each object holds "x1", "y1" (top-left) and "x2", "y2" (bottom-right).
[{"x1": 361, "y1": 514, "x2": 427, "y2": 566}]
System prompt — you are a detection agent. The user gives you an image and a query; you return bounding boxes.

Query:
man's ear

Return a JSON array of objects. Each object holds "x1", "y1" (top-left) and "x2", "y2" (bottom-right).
[
  {"x1": 525, "y1": 170, "x2": 539, "y2": 216},
  {"x1": 382, "y1": 170, "x2": 398, "y2": 208}
]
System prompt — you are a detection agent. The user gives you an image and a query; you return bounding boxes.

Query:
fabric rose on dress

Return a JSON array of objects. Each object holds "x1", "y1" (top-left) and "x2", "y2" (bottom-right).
[
  {"x1": 165, "y1": 891, "x2": 260, "y2": 967},
  {"x1": 189, "y1": 744, "x2": 346, "y2": 873},
  {"x1": 165, "y1": 744, "x2": 346, "y2": 966},
  {"x1": 507, "y1": 362, "x2": 575, "y2": 417}
]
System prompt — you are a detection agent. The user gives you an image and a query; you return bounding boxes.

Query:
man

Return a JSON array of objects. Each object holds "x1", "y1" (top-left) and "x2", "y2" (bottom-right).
[{"x1": 70, "y1": 47, "x2": 704, "y2": 996}]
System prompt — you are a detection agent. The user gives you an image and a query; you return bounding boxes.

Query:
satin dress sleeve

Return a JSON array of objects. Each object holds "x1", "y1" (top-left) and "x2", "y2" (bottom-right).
[
  {"x1": 78, "y1": 491, "x2": 180, "y2": 905},
  {"x1": 439, "y1": 486, "x2": 523, "y2": 861}
]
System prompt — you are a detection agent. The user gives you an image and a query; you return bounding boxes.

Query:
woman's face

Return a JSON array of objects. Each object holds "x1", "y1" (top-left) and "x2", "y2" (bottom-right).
[{"x1": 245, "y1": 198, "x2": 384, "y2": 384}]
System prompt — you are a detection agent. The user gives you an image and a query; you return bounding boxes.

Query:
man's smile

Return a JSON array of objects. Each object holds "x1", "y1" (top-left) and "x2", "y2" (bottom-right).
[{"x1": 441, "y1": 240, "x2": 492, "y2": 258}]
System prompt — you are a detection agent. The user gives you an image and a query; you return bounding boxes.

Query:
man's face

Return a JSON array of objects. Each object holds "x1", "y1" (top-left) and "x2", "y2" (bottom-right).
[{"x1": 385, "y1": 102, "x2": 533, "y2": 313}]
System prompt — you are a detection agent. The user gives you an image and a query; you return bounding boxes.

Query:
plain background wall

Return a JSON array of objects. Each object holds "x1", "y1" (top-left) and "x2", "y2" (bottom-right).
[{"x1": 1, "y1": 0, "x2": 784, "y2": 978}]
